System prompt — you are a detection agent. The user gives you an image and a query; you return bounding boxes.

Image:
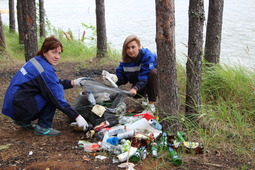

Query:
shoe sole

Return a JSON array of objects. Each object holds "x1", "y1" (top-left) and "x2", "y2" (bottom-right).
[
  {"x1": 34, "y1": 131, "x2": 60, "y2": 136},
  {"x1": 14, "y1": 121, "x2": 34, "y2": 130}
]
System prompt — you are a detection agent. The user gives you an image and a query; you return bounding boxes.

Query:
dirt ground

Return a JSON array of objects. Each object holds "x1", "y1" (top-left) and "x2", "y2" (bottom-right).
[{"x1": 0, "y1": 62, "x2": 252, "y2": 170}]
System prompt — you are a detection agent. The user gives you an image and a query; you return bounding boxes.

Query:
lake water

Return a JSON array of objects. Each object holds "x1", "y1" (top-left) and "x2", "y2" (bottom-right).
[{"x1": 0, "y1": 0, "x2": 255, "y2": 68}]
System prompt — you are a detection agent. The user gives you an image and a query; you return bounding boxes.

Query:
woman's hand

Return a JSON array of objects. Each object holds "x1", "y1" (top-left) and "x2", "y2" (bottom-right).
[{"x1": 129, "y1": 88, "x2": 137, "y2": 96}]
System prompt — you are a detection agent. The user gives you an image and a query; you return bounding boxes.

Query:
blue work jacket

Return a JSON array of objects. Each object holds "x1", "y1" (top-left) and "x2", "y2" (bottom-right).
[
  {"x1": 2, "y1": 56, "x2": 79, "y2": 120},
  {"x1": 116, "y1": 48, "x2": 157, "y2": 91}
]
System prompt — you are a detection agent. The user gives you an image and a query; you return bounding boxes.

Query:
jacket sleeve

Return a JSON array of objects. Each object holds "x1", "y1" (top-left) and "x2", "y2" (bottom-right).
[
  {"x1": 59, "y1": 79, "x2": 73, "y2": 89},
  {"x1": 135, "y1": 50, "x2": 157, "y2": 91},
  {"x1": 116, "y1": 62, "x2": 128, "y2": 86},
  {"x1": 40, "y1": 70, "x2": 79, "y2": 120}
]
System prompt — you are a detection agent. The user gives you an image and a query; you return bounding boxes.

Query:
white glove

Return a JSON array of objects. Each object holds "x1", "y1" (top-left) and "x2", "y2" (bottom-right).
[
  {"x1": 73, "y1": 77, "x2": 87, "y2": 86},
  {"x1": 102, "y1": 70, "x2": 118, "y2": 88},
  {"x1": 75, "y1": 115, "x2": 89, "y2": 130}
]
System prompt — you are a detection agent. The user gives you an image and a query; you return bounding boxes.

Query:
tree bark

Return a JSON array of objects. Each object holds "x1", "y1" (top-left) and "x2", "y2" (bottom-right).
[
  {"x1": 21, "y1": 0, "x2": 38, "y2": 61},
  {"x1": 95, "y1": 0, "x2": 107, "y2": 58},
  {"x1": 17, "y1": 0, "x2": 24, "y2": 44},
  {"x1": 185, "y1": 0, "x2": 205, "y2": 121},
  {"x1": 204, "y1": 0, "x2": 224, "y2": 65},
  {"x1": 9, "y1": 0, "x2": 15, "y2": 32},
  {"x1": 39, "y1": 0, "x2": 46, "y2": 38},
  {"x1": 0, "y1": 13, "x2": 6, "y2": 49},
  {"x1": 155, "y1": 0, "x2": 181, "y2": 132}
]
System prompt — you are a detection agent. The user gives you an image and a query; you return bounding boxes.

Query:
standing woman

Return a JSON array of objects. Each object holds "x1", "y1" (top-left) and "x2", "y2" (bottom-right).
[
  {"x1": 116, "y1": 34, "x2": 158, "y2": 115},
  {"x1": 2, "y1": 36, "x2": 88, "y2": 136}
]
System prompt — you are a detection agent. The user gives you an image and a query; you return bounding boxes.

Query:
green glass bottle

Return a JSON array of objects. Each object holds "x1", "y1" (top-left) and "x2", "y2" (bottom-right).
[
  {"x1": 130, "y1": 146, "x2": 146, "y2": 162},
  {"x1": 176, "y1": 131, "x2": 187, "y2": 142},
  {"x1": 168, "y1": 147, "x2": 182, "y2": 166},
  {"x1": 159, "y1": 132, "x2": 168, "y2": 151},
  {"x1": 150, "y1": 142, "x2": 158, "y2": 158}
]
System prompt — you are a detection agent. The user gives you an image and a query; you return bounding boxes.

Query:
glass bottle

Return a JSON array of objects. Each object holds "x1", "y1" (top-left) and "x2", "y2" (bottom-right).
[
  {"x1": 129, "y1": 146, "x2": 146, "y2": 162},
  {"x1": 150, "y1": 142, "x2": 158, "y2": 158},
  {"x1": 159, "y1": 132, "x2": 168, "y2": 151},
  {"x1": 168, "y1": 147, "x2": 183, "y2": 166},
  {"x1": 176, "y1": 131, "x2": 188, "y2": 142}
]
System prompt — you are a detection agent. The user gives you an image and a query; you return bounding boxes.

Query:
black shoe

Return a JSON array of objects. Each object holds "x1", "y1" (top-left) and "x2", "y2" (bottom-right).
[
  {"x1": 13, "y1": 121, "x2": 35, "y2": 130},
  {"x1": 34, "y1": 125, "x2": 61, "y2": 136}
]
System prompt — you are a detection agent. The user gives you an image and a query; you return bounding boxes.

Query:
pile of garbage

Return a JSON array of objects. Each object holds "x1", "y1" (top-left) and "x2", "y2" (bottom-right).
[{"x1": 71, "y1": 78, "x2": 204, "y2": 168}]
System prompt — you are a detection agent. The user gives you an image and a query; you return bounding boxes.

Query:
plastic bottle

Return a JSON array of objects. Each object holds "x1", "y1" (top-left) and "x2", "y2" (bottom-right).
[
  {"x1": 87, "y1": 91, "x2": 96, "y2": 105},
  {"x1": 148, "y1": 119, "x2": 162, "y2": 130},
  {"x1": 108, "y1": 125, "x2": 126, "y2": 136},
  {"x1": 150, "y1": 142, "x2": 158, "y2": 158},
  {"x1": 168, "y1": 147, "x2": 183, "y2": 166},
  {"x1": 159, "y1": 132, "x2": 168, "y2": 151},
  {"x1": 117, "y1": 130, "x2": 135, "y2": 140}
]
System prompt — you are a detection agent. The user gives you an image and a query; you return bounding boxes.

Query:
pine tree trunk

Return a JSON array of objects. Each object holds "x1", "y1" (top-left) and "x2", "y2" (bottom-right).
[
  {"x1": 39, "y1": 0, "x2": 46, "y2": 38},
  {"x1": 17, "y1": 0, "x2": 24, "y2": 44},
  {"x1": 21, "y1": 0, "x2": 38, "y2": 61},
  {"x1": 9, "y1": 0, "x2": 15, "y2": 32},
  {"x1": 155, "y1": 0, "x2": 181, "y2": 132},
  {"x1": 204, "y1": 0, "x2": 224, "y2": 65},
  {"x1": 0, "y1": 13, "x2": 6, "y2": 49},
  {"x1": 95, "y1": 0, "x2": 107, "y2": 58},
  {"x1": 185, "y1": 0, "x2": 205, "y2": 121}
]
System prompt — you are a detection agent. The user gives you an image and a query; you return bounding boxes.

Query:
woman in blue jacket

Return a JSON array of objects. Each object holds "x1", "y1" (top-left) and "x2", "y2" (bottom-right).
[
  {"x1": 2, "y1": 36, "x2": 88, "y2": 136},
  {"x1": 116, "y1": 35, "x2": 158, "y2": 115}
]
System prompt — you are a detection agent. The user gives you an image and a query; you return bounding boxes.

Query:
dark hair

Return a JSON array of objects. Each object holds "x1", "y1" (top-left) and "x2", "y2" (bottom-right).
[
  {"x1": 122, "y1": 34, "x2": 141, "y2": 63},
  {"x1": 36, "y1": 36, "x2": 63, "y2": 56}
]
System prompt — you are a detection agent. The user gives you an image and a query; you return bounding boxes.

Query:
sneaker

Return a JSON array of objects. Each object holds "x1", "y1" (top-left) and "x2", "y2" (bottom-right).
[
  {"x1": 13, "y1": 121, "x2": 35, "y2": 130},
  {"x1": 34, "y1": 125, "x2": 61, "y2": 136},
  {"x1": 141, "y1": 104, "x2": 156, "y2": 115}
]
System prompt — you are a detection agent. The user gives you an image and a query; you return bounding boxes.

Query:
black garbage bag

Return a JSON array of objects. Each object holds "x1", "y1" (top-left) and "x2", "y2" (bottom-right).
[{"x1": 72, "y1": 78, "x2": 132, "y2": 127}]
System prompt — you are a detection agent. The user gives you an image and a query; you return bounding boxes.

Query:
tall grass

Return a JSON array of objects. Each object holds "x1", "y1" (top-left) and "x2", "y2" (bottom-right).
[{"x1": 196, "y1": 64, "x2": 255, "y2": 163}]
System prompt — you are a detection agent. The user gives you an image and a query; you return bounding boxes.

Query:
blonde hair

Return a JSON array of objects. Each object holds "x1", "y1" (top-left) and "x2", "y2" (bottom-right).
[{"x1": 122, "y1": 35, "x2": 141, "y2": 63}]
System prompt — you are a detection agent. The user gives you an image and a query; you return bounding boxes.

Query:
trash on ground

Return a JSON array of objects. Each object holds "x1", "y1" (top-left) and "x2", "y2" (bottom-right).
[
  {"x1": 71, "y1": 78, "x2": 204, "y2": 167},
  {"x1": 95, "y1": 155, "x2": 107, "y2": 160}
]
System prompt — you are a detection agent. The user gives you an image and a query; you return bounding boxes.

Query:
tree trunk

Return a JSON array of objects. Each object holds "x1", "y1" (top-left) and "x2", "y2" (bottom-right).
[
  {"x1": 39, "y1": 0, "x2": 46, "y2": 38},
  {"x1": 9, "y1": 0, "x2": 15, "y2": 32},
  {"x1": 155, "y1": 0, "x2": 181, "y2": 132},
  {"x1": 0, "y1": 13, "x2": 6, "y2": 49},
  {"x1": 185, "y1": 0, "x2": 205, "y2": 121},
  {"x1": 17, "y1": 0, "x2": 24, "y2": 44},
  {"x1": 21, "y1": 0, "x2": 38, "y2": 61},
  {"x1": 204, "y1": 0, "x2": 224, "y2": 65},
  {"x1": 95, "y1": 0, "x2": 107, "y2": 58}
]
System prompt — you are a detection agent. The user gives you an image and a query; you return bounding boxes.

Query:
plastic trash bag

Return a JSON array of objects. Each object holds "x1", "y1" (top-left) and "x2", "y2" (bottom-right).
[{"x1": 72, "y1": 78, "x2": 132, "y2": 127}]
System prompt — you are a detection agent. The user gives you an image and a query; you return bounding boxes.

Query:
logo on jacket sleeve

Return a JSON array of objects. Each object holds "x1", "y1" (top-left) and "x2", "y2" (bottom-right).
[
  {"x1": 20, "y1": 67, "x2": 27, "y2": 75},
  {"x1": 149, "y1": 63, "x2": 154, "y2": 69}
]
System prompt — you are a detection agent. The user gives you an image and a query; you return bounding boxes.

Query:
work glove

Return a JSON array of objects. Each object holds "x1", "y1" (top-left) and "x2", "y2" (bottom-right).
[
  {"x1": 102, "y1": 70, "x2": 118, "y2": 88},
  {"x1": 73, "y1": 77, "x2": 87, "y2": 86},
  {"x1": 75, "y1": 115, "x2": 89, "y2": 131}
]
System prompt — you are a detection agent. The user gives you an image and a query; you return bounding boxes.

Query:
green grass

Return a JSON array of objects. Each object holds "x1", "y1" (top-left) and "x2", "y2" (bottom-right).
[{"x1": 1, "y1": 26, "x2": 255, "y2": 168}]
